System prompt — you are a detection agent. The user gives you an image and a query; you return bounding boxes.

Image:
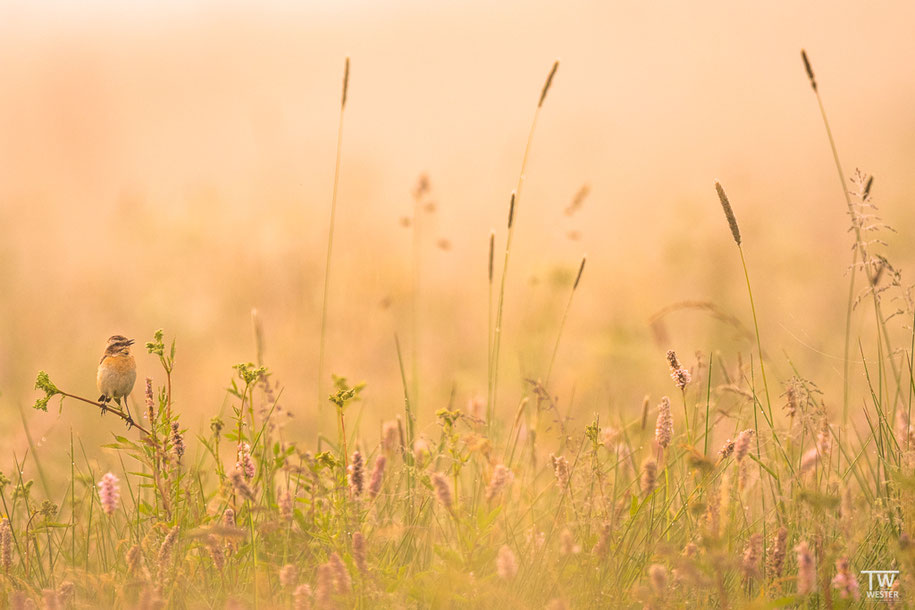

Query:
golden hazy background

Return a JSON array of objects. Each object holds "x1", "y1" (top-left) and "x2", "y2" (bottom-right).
[{"x1": 2, "y1": 1, "x2": 915, "y2": 454}]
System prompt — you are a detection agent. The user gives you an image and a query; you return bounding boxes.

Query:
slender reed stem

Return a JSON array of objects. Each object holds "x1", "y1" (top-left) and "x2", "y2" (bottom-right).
[
  {"x1": 490, "y1": 60, "x2": 559, "y2": 430},
  {"x1": 545, "y1": 256, "x2": 586, "y2": 386},
  {"x1": 317, "y1": 57, "x2": 350, "y2": 412},
  {"x1": 738, "y1": 246, "x2": 773, "y2": 418},
  {"x1": 800, "y1": 50, "x2": 902, "y2": 424}
]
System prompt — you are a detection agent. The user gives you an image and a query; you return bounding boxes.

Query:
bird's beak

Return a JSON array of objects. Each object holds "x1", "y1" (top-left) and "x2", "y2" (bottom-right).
[{"x1": 127, "y1": 339, "x2": 135, "y2": 346}]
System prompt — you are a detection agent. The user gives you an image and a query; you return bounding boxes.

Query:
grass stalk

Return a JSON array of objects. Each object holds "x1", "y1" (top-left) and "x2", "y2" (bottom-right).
[
  {"x1": 489, "y1": 60, "x2": 559, "y2": 430},
  {"x1": 317, "y1": 57, "x2": 351, "y2": 413}
]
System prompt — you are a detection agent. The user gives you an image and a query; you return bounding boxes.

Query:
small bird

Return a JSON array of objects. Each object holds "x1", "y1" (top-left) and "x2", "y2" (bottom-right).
[{"x1": 97, "y1": 335, "x2": 137, "y2": 420}]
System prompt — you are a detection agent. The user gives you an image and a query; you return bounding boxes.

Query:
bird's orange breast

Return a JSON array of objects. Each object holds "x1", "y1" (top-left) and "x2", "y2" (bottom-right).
[{"x1": 101, "y1": 354, "x2": 136, "y2": 372}]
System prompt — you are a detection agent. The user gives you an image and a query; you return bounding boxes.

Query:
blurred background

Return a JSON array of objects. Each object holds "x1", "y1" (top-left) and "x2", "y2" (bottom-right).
[{"x1": 2, "y1": 0, "x2": 914, "y2": 458}]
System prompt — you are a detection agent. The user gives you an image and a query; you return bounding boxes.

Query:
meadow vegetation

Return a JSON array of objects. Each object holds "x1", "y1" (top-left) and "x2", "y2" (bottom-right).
[{"x1": 2, "y1": 54, "x2": 914, "y2": 610}]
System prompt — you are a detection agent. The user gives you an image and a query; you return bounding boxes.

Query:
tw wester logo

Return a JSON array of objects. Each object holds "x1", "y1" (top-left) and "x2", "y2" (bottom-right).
[{"x1": 860, "y1": 570, "x2": 900, "y2": 601}]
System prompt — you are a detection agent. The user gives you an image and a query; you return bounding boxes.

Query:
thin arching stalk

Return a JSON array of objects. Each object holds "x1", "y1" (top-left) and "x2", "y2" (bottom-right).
[
  {"x1": 545, "y1": 256, "x2": 586, "y2": 386},
  {"x1": 317, "y1": 57, "x2": 351, "y2": 413},
  {"x1": 801, "y1": 49, "x2": 902, "y2": 425},
  {"x1": 489, "y1": 60, "x2": 559, "y2": 430}
]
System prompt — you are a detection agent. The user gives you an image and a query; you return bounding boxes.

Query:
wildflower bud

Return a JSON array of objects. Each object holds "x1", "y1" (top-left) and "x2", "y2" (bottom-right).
[
  {"x1": 592, "y1": 523, "x2": 611, "y2": 558},
  {"x1": 742, "y1": 533, "x2": 762, "y2": 580},
  {"x1": 279, "y1": 564, "x2": 298, "y2": 589},
  {"x1": 768, "y1": 527, "x2": 788, "y2": 577},
  {"x1": 57, "y1": 582, "x2": 75, "y2": 605},
  {"x1": 235, "y1": 443, "x2": 256, "y2": 481},
  {"x1": 230, "y1": 469, "x2": 256, "y2": 502},
  {"x1": 206, "y1": 535, "x2": 225, "y2": 571},
  {"x1": 1, "y1": 518, "x2": 12, "y2": 572},
  {"x1": 157, "y1": 526, "x2": 179, "y2": 589},
  {"x1": 795, "y1": 541, "x2": 816, "y2": 595},
  {"x1": 800, "y1": 447, "x2": 819, "y2": 473},
  {"x1": 126, "y1": 544, "x2": 142, "y2": 576},
  {"x1": 42, "y1": 589, "x2": 60, "y2": 610},
  {"x1": 648, "y1": 564, "x2": 668, "y2": 598},
  {"x1": 718, "y1": 439, "x2": 736, "y2": 461},
  {"x1": 381, "y1": 421, "x2": 398, "y2": 454},
  {"x1": 278, "y1": 486, "x2": 293, "y2": 521},
  {"x1": 293, "y1": 584, "x2": 313, "y2": 610},
  {"x1": 97, "y1": 472, "x2": 120, "y2": 516},
  {"x1": 171, "y1": 423, "x2": 185, "y2": 464},
  {"x1": 641, "y1": 459, "x2": 657, "y2": 497},
  {"x1": 431, "y1": 472, "x2": 453, "y2": 511},
  {"x1": 831, "y1": 557, "x2": 860, "y2": 600},
  {"x1": 367, "y1": 455, "x2": 386, "y2": 499},
  {"x1": 352, "y1": 531, "x2": 367, "y2": 574},
  {"x1": 315, "y1": 563, "x2": 334, "y2": 605},
  {"x1": 734, "y1": 429, "x2": 755, "y2": 463},
  {"x1": 784, "y1": 385, "x2": 798, "y2": 418},
  {"x1": 600, "y1": 426, "x2": 619, "y2": 450},
  {"x1": 347, "y1": 450, "x2": 365, "y2": 497},
  {"x1": 485, "y1": 464, "x2": 514, "y2": 502},
  {"x1": 550, "y1": 454, "x2": 570, "y2": 490},
  {"x1": 145, "y1": 377, "x2": 156, "y2": 424},
  {"x1": 496, "y1": 545, "x2": 518, "y2": 580},
  {"x1": 328, "y1": 552, "x2": 352, "y2": 594}
]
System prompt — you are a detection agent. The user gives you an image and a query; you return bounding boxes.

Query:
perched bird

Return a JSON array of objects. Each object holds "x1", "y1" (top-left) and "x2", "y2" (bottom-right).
[{"x1": 97, "y1": 335, "x2": 137, "y2": 419}]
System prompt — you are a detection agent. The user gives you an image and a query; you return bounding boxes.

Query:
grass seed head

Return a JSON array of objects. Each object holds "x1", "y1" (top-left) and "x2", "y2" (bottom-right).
[
  {"x1": 538, "y1": 60, "x2": 560, "y2": 107},
  {"x1": 381, "y1": 420, "x2": 399, "y2": 454},
  {"x1": 801, "y1": 49, "x2": 817, "y2": 91},
  {"x1": 768, "y1": 527, "x2": 788, "y2": 577},
  {"x1": 42, "y1": 589, "x2": 60, "y2": 610},
  {"x1": 293, "y1": 584, "x2": 313, "y2": 610},
  {"x1": 655, "y1": 397, "x2": 674, "y2": 449},
  {"x1": 315, "y1": 563, "x2": 334, "y2": 605},
  {"x1": 368, "y1": 455, "x2": 387, "y2": 499},
  {"x1": 278, "y1": 486, "x2": 293, "y2": 521},
  {"x1": 145, "y1": 377, "x2": 155, "y2": 424},
  {"x1": 718, "y1": 439, "x2": 736, "y2": 462},
  {"x1": 714, "y1": 181, "x2": 742, "y2": 246},
  {"x1": 666, "y1": 350, "x2": 691, "y2": 390},
  {"x1": 352, "y1": 531, "x2": 367, "y2": 573},
  {"x1": 157, "y1": 526, "x2": 180, "y2": 590},
  {"x1": 279, "y1": 564, "x2": 298, "y2": 589},
  {"x1": 328, "y1": 552, "x2": 352, "y2": 594},
  {"x1": 206, "y1": 535, "x2": 225, "y2": 571},
  {"x1": 742, "y1": 533, "x2": 763, "y2": 579},
  {"x1": 734, "y1": 429, "x2": 755, "y2": 462},
  {"x1": 431, "y1": 472, "x2": 453, "y2": 511},
  {"x1": 641, "y1": 459, "x2": 658, "y2": 497},
  {"x1": 348, "y1": 450, "x2": 365, "y2": 497},
  {"x1": 648, "y1": 564, "x2": 668, "y2": 598},
  {"x1": 551, "y1": 454, "x2": 571, "y2": 490},
  {"x1": 341, "y1": 57, "x2": 350, "y2": 108},
  {"x1": 56, "y1": 582, "x2": 74, "y2": 605},
  {"x1": 485, "y1": 464, "x2": 514, "y2": 502},
  {"x1": 230, "y1": 469, "x2": 256, "y2": 502},
  {"x1": 1, "y1": 518, "x2": 12, "y2": 572},
  {"x1": 170, "y1": 423, "x2": 185, "y2": 464}
]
